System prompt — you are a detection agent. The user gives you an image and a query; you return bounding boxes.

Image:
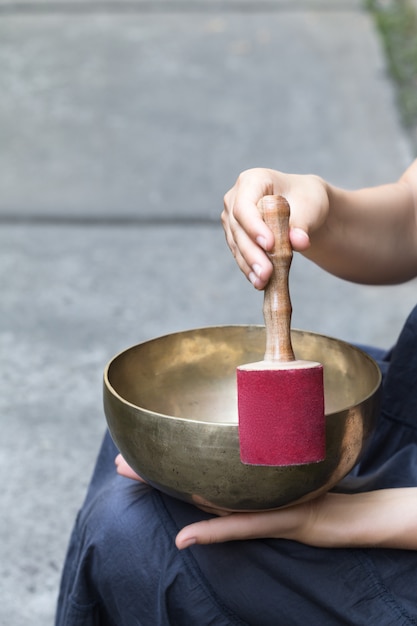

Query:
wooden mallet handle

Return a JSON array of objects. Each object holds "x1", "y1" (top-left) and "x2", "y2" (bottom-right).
[{"x1": 260, "y1": 195, "x2": 295, "y2": 363}]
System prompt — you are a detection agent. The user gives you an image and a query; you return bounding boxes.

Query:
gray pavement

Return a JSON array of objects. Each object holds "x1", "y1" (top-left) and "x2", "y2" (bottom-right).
[{"x1": 1, "y1": 2, "x2": 416, "y2": 625}]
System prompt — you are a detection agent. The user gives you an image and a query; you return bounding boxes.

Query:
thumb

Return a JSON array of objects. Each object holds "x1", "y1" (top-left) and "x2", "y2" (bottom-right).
[
  {"x1": 289, "y1": 227, "x2": 311, "y2": 252},
  {"x1": 175, "y1": 513, "x2": 272, "y2": 550}
]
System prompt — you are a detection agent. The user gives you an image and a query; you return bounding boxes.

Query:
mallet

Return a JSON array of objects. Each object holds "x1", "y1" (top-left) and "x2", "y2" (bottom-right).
[{"x1": 237, "y1": 195, "x2": 325, "y2": 466}]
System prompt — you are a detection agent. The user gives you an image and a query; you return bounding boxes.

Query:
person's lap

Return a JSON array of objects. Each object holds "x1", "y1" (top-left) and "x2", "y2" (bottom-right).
[{"x1": 56, "y1": 307, "x2": 417, "y2": 626}]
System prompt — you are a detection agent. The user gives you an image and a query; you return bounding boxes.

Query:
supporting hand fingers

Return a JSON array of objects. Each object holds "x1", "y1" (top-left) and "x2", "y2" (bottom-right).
[{"x1": 115, "y1": 454, "x2": 146, "y2": 483}]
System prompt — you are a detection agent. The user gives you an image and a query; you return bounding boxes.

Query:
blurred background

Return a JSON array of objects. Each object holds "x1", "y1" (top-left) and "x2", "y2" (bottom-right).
[{"x1": 1, "y1": 1, "x2": 417, "y2": 624}]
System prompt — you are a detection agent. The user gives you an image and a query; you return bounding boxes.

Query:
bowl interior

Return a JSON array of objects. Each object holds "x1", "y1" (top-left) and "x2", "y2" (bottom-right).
[{"x1": 107, "y1": 325, "x2": 380, "y2": 424}]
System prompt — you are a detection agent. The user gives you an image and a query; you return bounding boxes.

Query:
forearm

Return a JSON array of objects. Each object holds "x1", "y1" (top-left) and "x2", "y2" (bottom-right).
[
  {"x1": 295, "y1": 489, "x2": 417, "y2": 550},
  {"x1": 306, "y1": 163, "x2": 417, "y2": 284}
]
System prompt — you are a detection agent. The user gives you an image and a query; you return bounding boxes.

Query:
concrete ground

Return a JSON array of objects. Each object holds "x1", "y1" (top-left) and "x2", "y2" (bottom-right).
[{"x1": 1, "y1": 1, "x2": 416, "y2": 624}]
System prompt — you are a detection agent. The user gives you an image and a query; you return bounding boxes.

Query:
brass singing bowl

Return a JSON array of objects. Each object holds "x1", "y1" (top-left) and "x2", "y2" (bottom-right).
[{"x1": 104, "y1": 326, "x2": 381, "y2": 511}]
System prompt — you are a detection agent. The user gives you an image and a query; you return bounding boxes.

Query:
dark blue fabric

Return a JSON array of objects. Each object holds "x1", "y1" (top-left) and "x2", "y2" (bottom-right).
[{"x1": 55, "y1": 306, "x2": 417, "y2": 626}]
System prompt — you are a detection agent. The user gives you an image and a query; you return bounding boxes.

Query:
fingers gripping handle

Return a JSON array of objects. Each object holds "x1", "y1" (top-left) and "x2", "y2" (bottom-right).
[{"x1": 260, "y1": 195, "x2": 295, "y2": 362}]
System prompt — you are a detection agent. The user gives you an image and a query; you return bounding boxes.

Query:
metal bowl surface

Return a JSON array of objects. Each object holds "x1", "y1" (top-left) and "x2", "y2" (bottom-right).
[{"x1": 104, "y1": 326, "x2": 381, "y2": 511}]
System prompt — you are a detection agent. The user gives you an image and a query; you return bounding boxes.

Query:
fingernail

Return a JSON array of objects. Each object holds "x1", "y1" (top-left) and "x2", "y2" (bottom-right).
[
  {"x1": 252, "y1": 263, "x2": 262, "y2": 278},
  {"x1": 256, "y1": 236, "x2": 267, "y2": 250},
  {"x1": 249, "y1": 272, "x2": 258, "y2": 287},
  {"x1": 292, "y1": 227, "x2": 309, "y2": 243},
  {"x1": 179, "y1": 537, "x2": 196, "y2": 550}
]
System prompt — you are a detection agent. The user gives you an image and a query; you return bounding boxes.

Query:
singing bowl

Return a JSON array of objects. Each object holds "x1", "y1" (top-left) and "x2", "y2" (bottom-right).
[{"x1": 104, "y1": 326, "x2": 381, "y2": 511}]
